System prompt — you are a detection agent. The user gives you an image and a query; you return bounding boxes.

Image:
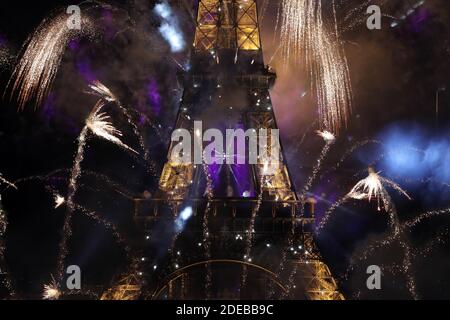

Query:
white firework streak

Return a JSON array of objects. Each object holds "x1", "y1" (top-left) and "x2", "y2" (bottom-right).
[
  {"x1": 7, "y1": 10, "x2": 96, "y2": 109},
  {"x1": 404, "y1": 208, "x2": 450, "y2": 229},
  {"x1": 0, "y1": 174, "x2": 17, "y2": 190},
  {"x1": 86, "y1": 108, "x2": 138, "y2": 154},
  {"x1": 88, "y1": 80, "x2": 156, "y2": 175},
  {"x1": 54, "y1": 194, "x2": 65, "y2": 209}
]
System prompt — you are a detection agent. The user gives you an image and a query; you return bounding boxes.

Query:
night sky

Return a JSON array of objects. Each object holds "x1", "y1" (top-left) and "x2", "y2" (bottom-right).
[{"x1": 0, "y1": 0, "x2": 449, "y2": 299}]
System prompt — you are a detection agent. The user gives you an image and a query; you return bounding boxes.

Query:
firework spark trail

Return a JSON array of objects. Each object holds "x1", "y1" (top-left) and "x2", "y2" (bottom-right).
[
  {"x1": 6, "y1": 9, "x2": 97, "y2": 109},
  {"x1": 316, "y1": 195, "x2": 350, "y2": 232},
  {"x1": 345, "y1": 211, "x2": 450, "y2": 299},
  {"x1": 75, "y1": 204, "x2": 131, "y2": 258},
  {"x1": 88, "y1": 81, "x2": 156, "y2": 175},
  {"x1": 299, "y1": 131, "x2": 336, "y2": 213},
  {"x1": 411, "y1": 228, "x2": 450, "y2": 259},
  {"x1": 57, "y1": 99, "x2": 136, "y2": 282},
  {"x1": 54, "y1": 194, "x2": 66, "y2": 209},
  {"x1": 0, "y1": 174, "x2": 18, "y2": 190},
  {"x1": 267, "y1": 44, "x2": 282, "y2": 65},
  {"x1": 88, "y1": 81, "x2": 117, "y2": 102},
  {"x1": 381, "y1": 176, "x2": 413, "y2": 201},
  {"x1": 8, "y1": 169, "x2": 68, "y2": 187},
  {"x1": 280, "y1": 0, "x2": 352, "y2": 134},
  {"x1": 293, "y1": 120, "x2": 318, "y2": 151},
  {"x1": 241, "y1": 175, "x2": 264, "y2": 287},
  {"x1": 332, "y1": 140, "x2": 381, "y2": 171},
  {"x1": 341, "y1": 0, "x2": 390, "y2": 33},
  {"x1": 277, "y1": 133, "x2": 334, "y2": 298},
  {"x1": 0, "y1": 43, "x2": 13, "y2": 70},
  {"x1": 345, "y1": 214, "x2": 450, "y2": 299},
  {"x1": 345, "y1": 168, "x2": 412, "y2": 237},
  {"x1": 0, "y1": 195, "x2": 16, "y2": 298},
  {"x1": 347, "y1": 167, "x2": 411, "y2": 213},
  {"x1": 404, "y1": 208, "x2": 450, "y2": 228},
  {"x1": 43, "y1": 276, "x2": 61, "y2": 300},
  {"x1": 303, "y1": 135, "x2": 334, "y2": 193},
  {"x1": 323, "y1": 166, "x2": 419, "y2": 298},
  {"x1": 7, "y1": 14, "x2": 72, "y2": 109},
  {"x1": 10, "y1": 169, "x2": 139, "y2": 204},
  {"x1": 57, "y1": 124, "x2": 89, "y2": 282},
  {"x1": 259, "y1": 0, "x2": 270, "y2": 25},
  {"x1": 46, "y1": 180, "x2": 132, "y2": 295},
  {"x1": 268, "y1": 222, "x2": 296, "y2": 299},
  {"x1": 47, "y1": 185, "x2": 129, "y2": 253},
  {"x1": 87, "y1": 108, "x2": 138, "y2": 154},
  {"x1": 344, "y1": 232, "x2": 398, "y2": 280},
  {"x1": 399, "y1": 236, "x2": 418, "y2": 300},
  {"x1": 395, "y1": 176, "x2": 450, "y2": 189},
  {"x1": 202, "y1": 161, "x2": 213, "y2": 299},
  {"x1": 344, "y1": 207, "x2": 418, "y2": 298}
]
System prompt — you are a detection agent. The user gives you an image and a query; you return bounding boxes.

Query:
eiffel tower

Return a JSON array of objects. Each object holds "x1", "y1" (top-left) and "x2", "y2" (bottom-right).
[{"x1": 102, "y1": 0, "x2": 343, "y2": 300}]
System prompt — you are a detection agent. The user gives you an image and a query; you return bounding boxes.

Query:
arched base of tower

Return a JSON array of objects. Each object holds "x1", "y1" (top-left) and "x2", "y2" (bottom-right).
[{"x1": 101, "y1": 259, "x2": 344, "y2": 300}]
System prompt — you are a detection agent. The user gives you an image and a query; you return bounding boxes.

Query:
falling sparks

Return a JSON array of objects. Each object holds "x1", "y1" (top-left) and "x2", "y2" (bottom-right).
[
  {"x1": 88, "y1": 81, "x2": 117, "y2": 102},
  {"x1": 7, "y1": 11, "x2": 95, "y2": 109},
  {"x1": 280, "y1": 0, "x2": 352, "y2": 134}
]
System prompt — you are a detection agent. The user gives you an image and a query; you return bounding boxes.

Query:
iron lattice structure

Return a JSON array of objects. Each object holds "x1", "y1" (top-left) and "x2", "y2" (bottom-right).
[{"x1": 103, "y1": 0, "x2": 343, "y2": 300}]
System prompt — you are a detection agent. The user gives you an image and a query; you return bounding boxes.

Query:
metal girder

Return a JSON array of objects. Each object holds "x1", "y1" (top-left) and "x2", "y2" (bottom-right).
[{"x1": 194, "y1": 0, "x2": 260, "y2": 51}]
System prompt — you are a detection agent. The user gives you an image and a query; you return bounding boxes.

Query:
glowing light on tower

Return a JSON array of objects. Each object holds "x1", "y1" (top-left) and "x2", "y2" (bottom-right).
[{"x1": 175, "y1": 206, "x2": 193, "y2": 232}]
